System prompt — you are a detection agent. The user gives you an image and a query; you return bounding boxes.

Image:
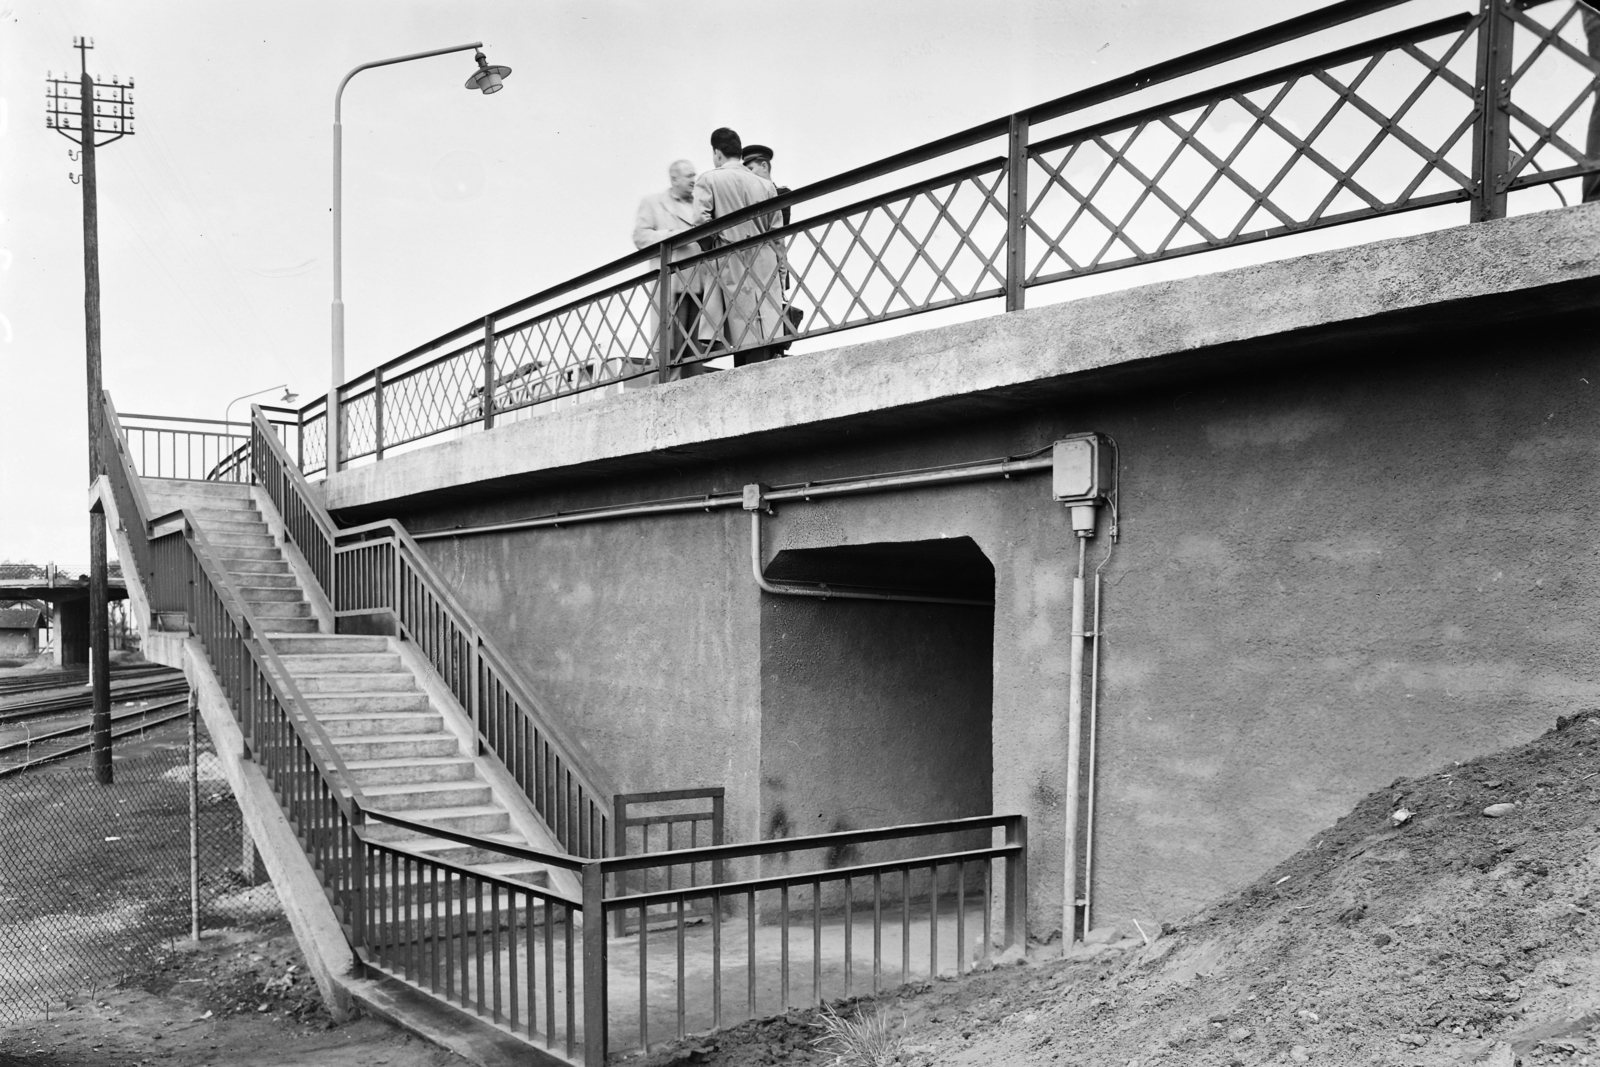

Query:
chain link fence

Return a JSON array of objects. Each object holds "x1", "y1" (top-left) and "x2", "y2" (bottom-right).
[{"x1": 0, "y1": 712, "x2": 283, "y2": 1023}]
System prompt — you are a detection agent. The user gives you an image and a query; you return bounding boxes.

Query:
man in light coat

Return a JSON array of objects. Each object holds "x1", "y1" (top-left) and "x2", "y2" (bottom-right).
[
  {"x1": 633, "y1": 159, "x2": 708, "y2": 378},
  {"x1": 693, "y1": 127, "x2": 786, "y2": 366}
]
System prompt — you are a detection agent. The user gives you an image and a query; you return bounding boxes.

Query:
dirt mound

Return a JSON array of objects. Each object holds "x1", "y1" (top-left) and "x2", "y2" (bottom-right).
[{"x1": 643, "y1": 711, "x2": 1600, "y2": 1067}]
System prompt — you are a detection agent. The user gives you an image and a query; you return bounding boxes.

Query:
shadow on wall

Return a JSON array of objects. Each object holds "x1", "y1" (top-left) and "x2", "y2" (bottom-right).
[{"x1": 759, "y1": 537, "x2": 995, "y2": 904}]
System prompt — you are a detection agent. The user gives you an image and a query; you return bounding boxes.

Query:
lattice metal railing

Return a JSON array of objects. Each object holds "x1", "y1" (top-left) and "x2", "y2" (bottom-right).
[
  {"x1": 294, "y1": 0, "x2": 1600, "y2": 475},
  {"x1": 1026, "y1": 15, "x2": 1483, "y2": 281}
]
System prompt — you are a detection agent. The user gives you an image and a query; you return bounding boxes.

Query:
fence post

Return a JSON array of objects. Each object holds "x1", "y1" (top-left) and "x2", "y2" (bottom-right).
[
  {"x1": 1005, "y1": 112, "x2": 1030, "y2": 312},
  {"x1": 481, "y1": 315, "x2": 497, "y2": 431},
  {"x1": 1004, "y1": 815, "x2": 1028, "y2": 951},
  {"x1": 656, "y1": 243, "x2": 675, "y2": 385},
  {"x1": 1471, "y1": 0, "x2": 1515, "y2": 222},
  {"x1": 296, "y1": 406, "x2": 304, "y2": 471},
  {"x1": 582, "y1": 860, "x2": 609, "y2": 1067},
  {"x1": 348, "y1": 802, "x2": 366, "y2": 948},
  {"x1": 373, "y1": 366, "x2": 385, "y2": 461},
  {"x1": 189, "y1": 688, "x2": 201, "y2": 942}
]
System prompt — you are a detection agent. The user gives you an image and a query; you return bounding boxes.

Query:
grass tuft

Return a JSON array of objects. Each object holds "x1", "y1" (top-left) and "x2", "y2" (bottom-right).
[{"x1": 811, "y1": 1003, "x2": 906, "y2": 1066}]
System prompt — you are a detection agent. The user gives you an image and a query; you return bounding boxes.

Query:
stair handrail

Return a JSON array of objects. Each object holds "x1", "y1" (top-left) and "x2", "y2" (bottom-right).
[
  {"x1": 250, "y1": 403, "x2": 340, "y2": 601},
  {"x1": 101, "y1": 393, "x2": 366, "y2": 818},
  {"x1": 338, "y1": 514, "x2": 618, "y2": 800},
  {"x1": 181, "y1": 513, "x2": 367, "y2": 812},
  {"x1": 250, "y1": 406, "x2": 618, "y2": 852}
]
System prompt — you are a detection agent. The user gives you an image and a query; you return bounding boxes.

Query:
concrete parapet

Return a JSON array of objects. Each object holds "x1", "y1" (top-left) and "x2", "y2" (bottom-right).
[{"x1": 326, "y1": 203, "x2": 1600, "y2": 515}]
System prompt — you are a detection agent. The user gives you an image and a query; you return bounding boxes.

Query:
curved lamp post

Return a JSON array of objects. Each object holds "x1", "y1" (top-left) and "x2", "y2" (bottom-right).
[
  {"x1": 225, "y1": 384, "x2": 298, "y2": 436},
  {"x1": 329, "y1": 43, "x2": 511, "y2": 470}
]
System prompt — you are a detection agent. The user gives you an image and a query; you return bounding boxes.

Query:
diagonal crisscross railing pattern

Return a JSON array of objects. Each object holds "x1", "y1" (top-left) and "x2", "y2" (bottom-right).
[
  {"x1": 1504, "y1": 1, "x2": 1600, "y2": 190},
  {"x1": 1026, "y1": 15, "x2": 1481, "y2": 280},
  {"x1": 298, "y1": 0, "x2": 1600, "y2": 477}
]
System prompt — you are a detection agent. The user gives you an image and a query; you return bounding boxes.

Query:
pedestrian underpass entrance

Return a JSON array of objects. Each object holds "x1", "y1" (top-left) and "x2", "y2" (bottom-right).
[{"x1": 757, "y1": 537, "x2": 995, "y2": 861}]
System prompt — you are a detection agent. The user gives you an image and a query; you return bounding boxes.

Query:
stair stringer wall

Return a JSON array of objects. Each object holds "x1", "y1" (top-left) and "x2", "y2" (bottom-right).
[
  {"x1": 388, "y1": 638, "x2": 584, "y2": 902},
  {"x1": 139, "y1": 626, "x2": 360, "y2": 1018},
  {"x1": 104, "y1": 476, "x2": 359, "y2": 1017}
]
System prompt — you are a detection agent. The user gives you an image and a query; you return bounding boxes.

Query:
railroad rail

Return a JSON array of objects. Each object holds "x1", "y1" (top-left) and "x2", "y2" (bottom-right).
[
  {"x1": 0, "y1": 662, "x2": 174, "y2": 699},
  {"x1": 0, "y1": 697, "x2": 191, "y2": 778},
  {"x1": 0, "y1": 673, "x2": 188, "y2": 726}
]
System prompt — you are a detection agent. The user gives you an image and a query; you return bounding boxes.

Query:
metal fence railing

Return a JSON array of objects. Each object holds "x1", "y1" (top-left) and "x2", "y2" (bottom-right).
[
  {"x1": 253, "y1": 407, "x2": 616, "y2": 862},
  {"x1": 0, "y1": 716, "x2": 284, "y2": 1025},
  {"x1": 288, "y1": 0, "x2": 1600, "y2": 475},
  {"x1": 593, "y1": 814, "x2": 1028, "y2": 1058},
  {"x1": 98, "y1": 393, "x2": 1033, "y2": 1064},
  {"x1": 116, "y1": 406, "x2": 302, "y2": 484},
  {"x1": 612, "y1": 788, "x2": 725, "y2": 936}
]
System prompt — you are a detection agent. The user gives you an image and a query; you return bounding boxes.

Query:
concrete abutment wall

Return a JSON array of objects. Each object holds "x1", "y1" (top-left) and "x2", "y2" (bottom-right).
[{"x1": 331, "y1": 205, "x2": 1600, "y2": 939}]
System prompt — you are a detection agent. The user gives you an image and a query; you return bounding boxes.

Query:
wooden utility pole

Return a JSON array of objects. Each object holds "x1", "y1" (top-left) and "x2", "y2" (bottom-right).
[{"x1": 48, "y1": 38, "x2": 135, "y2": 785}]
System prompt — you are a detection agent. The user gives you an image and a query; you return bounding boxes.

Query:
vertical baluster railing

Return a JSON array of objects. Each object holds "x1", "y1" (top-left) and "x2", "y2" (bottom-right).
[
  {"x1": 481, "y1": 316, "x2": 497, "y2": 431},
  {"x1": 373, "y1": 366, "x2": 385, "y2": 462},
  {"x1": 1472, "y1": 0, "x2": 1516, "y2": 221},
  {"x1": 1005, "y1": 111, "x2": 1029, "y2": 312}
]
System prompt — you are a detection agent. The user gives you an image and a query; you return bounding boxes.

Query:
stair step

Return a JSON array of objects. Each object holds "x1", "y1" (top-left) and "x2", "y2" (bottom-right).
[
  {"x1": 474, "y1": 861, "x2": 553, "y2": 888},
  {"x1": 363, "y1": 805, "x2": 511, "y2": 840},
  {"x1": 270, "y1": 635, "x2": 391, "y2": 655},
  {"x1": 238, "y1": 584, "x2": 304, "y2": 602},
  {"x1": 343, "y1": 757, "x2": 478, "y2": 785},
  {"x1": 256, "y1": 617, "x2": 319, "y2": 634},
  {"x1": 222, "y1": 558, "x2": 290, "y2": 575},
  {"x1": 305, "y1": 692, "x2": 431, "y2": 714},
  {"x1": 204, "y1": 532, "x2": 277, "y2": 549},
  {"x1": 234, "y1": 573, "x2": 300, "y2": 589},
  {"x1": 211, "y1": 544, "x2": 281, "y2": 562},
  {"x1": 250, "y1": 601, "x2": 311, "y2": 617},
  {"x1": 360, "y1": 781, "x2": 495, "y2": 811},
  {"x1": 331, "y1": 734, "x2": 462, "y2": 760},
  {"x1": 278, "y1": 652, "x2": 403, "y2": 674},
  {"x1": 192, "y1": 505, "x2": 259, "y2": 522},
  {"x1": 297, "y1": 672, "x2": 417, "y2": 694},
  {"x1": 316, "y1": 711, "x2": 444, "y2": 737},
  {"x1": 399, "y1": 832, "x2": 542, "y2": 868},
  {"x1": 197, "y1": 518, "x2": 271, "y2": 536}
]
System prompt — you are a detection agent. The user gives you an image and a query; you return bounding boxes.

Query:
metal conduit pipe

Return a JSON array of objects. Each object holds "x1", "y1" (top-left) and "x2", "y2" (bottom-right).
[
  {"x1": 408, "y1": 452, "x2": 1054, "y2": 541},
  {"x1": 1082, "y1": 571, "x2": 1103, "y2": 934},
  {"x1": 1062, "y1": 535, "x2": 1088, "y2": 944},
  {"x1": 746, "y1": 508, "x2": 995, "y2": 607}
]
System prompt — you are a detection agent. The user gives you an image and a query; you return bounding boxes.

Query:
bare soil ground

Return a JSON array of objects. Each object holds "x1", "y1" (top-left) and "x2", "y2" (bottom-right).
[
  {"x1": 638, "y1": 711, "x2": 1600, "y2": 1067},
  {"x1": 0, "y1": 926, "x2": 467, "y2": 1067},
  {"x1": 7, "y1": 712, "x2": 1599, "y2": 1066}
]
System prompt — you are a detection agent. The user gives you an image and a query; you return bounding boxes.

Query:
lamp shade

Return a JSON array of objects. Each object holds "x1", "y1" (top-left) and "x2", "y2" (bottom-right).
[{"x1": 466, "y1": 51, "x2": 511, "y2": 94}]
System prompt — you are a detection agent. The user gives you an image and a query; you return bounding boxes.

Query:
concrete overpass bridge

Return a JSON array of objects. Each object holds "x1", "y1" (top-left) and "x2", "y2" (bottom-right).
[
  {"x1": 0, "y1": 562, "x2": 128, "y2": 666},
  {"x1": 89, "y1": 2, "x2": 1600, "y2": 1061}
]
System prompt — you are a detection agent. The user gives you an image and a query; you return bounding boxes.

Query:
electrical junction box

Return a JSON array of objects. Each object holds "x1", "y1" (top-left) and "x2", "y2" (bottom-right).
[{"x1": 1051, "y1": 434, "x2": 1114, "y2": 502}]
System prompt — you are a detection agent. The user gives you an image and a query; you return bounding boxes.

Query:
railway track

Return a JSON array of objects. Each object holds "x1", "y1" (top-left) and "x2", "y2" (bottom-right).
[
  {"x1": 0, "y1": 696, "x2": 192, "y2": 777},
  {"x1": 0, "y1": 674, "x2": 188, "y2": 726},
  {"x1": 0, "y1": 662, "x2": 175, "y2": 698}
]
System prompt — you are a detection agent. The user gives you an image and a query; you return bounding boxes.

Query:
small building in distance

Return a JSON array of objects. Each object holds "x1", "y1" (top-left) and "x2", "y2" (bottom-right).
[{"x1": 0, "y1": 605, "x2": 47, "y2": 658}]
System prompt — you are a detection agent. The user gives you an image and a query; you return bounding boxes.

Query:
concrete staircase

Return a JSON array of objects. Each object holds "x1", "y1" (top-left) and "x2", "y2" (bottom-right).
[{"x1": 140, "y1": 478, "x2": 564, "y2": 892}]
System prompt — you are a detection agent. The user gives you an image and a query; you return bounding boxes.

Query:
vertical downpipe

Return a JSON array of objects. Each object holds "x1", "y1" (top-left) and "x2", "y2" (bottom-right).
[{"x1": 1062, "y1": 536, "x2": 1087, "y2": 944}]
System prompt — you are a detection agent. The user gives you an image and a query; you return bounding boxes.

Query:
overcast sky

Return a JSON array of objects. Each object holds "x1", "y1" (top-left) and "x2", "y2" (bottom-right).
[{"x1": 1, "y1": 0, "x2": 1484, "y2": 565}]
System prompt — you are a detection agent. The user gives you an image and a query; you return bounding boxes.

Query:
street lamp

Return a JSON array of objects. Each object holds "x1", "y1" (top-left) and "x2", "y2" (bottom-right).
[
  {"x1": 329, "y1": 42, "x2": 511, "y2": 472},
  {"x1": 225, "y1": 384, "x2": 299, "y2": 436}
]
